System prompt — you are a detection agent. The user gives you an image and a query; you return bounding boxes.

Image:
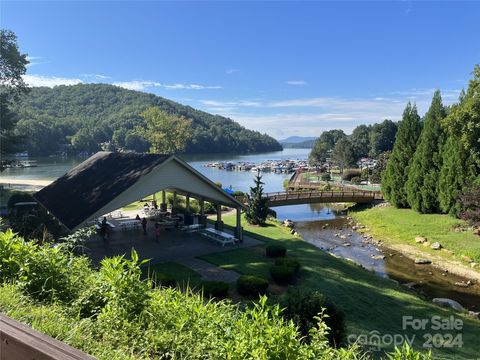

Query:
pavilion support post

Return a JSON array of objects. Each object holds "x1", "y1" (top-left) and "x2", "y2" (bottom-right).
[
  {"x1": 172, "y1": 192, "x2": 177, "y2": 213},
  {"x1": 186, "y1": 194, "x2": 190, "y2": 212},
  {"x1": 215, "y1": 203, "x2": 223, "y2": 230},
  {"x1": 199, "y1": 198, "x2": 206, "y2": 226},
  {"x1": 235, "y1": 206, "x2": 243, "y2": 242},
  {"x1": 160, "y1": 190, "x2": 167, "y2": 211}
]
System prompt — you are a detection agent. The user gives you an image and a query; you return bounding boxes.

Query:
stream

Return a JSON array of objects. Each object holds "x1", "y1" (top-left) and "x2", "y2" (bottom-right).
[{"x1": 293, "y1": 215, "x2": 480, "y2": 312}]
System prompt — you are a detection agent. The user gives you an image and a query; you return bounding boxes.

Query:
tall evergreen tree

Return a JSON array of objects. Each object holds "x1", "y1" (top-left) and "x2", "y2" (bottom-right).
[
  {"x1": 406, "y1": 90, "x2": 446, "y2": 213},
  {"x1": 245, "y1": 172, "x2": 269, "y2": 226},
  {"x1": 438, "y1": 134, "x2": 474, "y2": 215},
  {"x1": 382, "y1": 103, "x2": 422, "y2": 208}
]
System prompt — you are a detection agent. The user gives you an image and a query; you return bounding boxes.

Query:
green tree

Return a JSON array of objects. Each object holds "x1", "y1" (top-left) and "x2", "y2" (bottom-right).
[
  {"x1": 245, "y1": 172, "x2": 269, "y2": 226},
  {"x1": 350, "y1": 124, "x2": 371, "y2": 160},
  {"x1": 332, "y1": 138, "x2": 355, "y2": 172},
  {"x1": 308, "y1": 129, "x2": 346, "y2": 166},
  {"x1": 369, "y1": 119, "x2": 398, "y2": 157},
  {"x1": 443, "y1": 65, "x2": 480, "y2": 171},
  {"x1": 382, "y1": 103, "x2": 422, "y2": 208},
  {"x1": 136, "y1": 107, "x2": 193, "y2": 154},
  {"x1": 0, "y1": 29, "x2": 29, "y2": 156},
  {"x1": 438, "y1": 134, "x2": 475, "y2": 215},
  {"x1": 370, "y1": 151, "x2": 390, "y2": 184},
  {"x1": 406, "y1": 90, "x2": 446, "y2": 213}
]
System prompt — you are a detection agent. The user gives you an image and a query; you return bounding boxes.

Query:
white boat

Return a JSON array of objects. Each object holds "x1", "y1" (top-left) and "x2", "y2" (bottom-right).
[
  {"x1": 19, "y1": 160, "x2": 38, "y2": 168},
  {"x1": 14, "y1": 151, "x2": 29, "y2": 158}
]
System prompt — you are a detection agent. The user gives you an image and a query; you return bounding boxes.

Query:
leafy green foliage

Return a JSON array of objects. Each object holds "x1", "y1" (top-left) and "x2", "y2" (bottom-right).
[
  {"x1": 308, "y1": 129, "x2": 347, "y2": 166},
  {"x1": 382, "y1": 103, "x2": 422, "y2": 208},
  {"x1": 135, "y1": 107, "x2": 193, "y2": 154},
  {"x1": 245, "y1": 172, "x2": 269, "y2": 226},
  {"x1": 350, "y1": 125, "x2": 371, "y2": 159},
  {"x1": 368, "y1": 120, "x2": 398, "y2": 158},
  {"x1": 265, "y1": 244, "x2": 287, "y2": 258},
  {"x1": 406, "y1": 90, "x2": 446, "y2": 213},
  {"x1": 0, "y1": 29, "x2": 29, "y2": 157},
  {"x1": 11, "y1": 84, "x2": 282, "y2": 155},
  {"x1": 236, "y1": 275, "x2": 269, "y2": 297},
  {"x1": 443, "y1": 65, "x2": 480, "y2": 170},
  {"x1": 332, "y1": 138, "x2": 355, "y2": 171},
  {"x1": 387, "y1": 343, "x2": 431, "y2": 360},
  {"x1": 278, "y1": 288, "x2": 346, "y2": 347}
]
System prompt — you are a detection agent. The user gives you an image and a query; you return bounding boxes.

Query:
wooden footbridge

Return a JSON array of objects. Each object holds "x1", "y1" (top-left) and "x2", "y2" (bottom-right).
[{"x1": 263, "y1": 190, "x2": 383, "y2": 207}]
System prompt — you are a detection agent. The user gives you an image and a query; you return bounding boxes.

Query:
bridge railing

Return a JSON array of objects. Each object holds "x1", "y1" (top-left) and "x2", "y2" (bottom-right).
[{"x1": 264, "y1": 190, "x2": 383, "y2": 201}]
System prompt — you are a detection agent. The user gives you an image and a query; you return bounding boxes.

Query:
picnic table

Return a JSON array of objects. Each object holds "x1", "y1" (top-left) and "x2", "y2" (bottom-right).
[
  {"x1": 119, "y1": 219, "x2": 141, "y2": 230},
  {"x1": 202, "y1": 228, "x2": 237, "y2": 246}
]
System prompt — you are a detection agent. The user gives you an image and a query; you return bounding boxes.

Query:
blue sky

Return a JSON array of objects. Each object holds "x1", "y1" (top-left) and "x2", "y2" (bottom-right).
[{"x1": 2, "y1": 1, "x2": 479, "y2": 139}]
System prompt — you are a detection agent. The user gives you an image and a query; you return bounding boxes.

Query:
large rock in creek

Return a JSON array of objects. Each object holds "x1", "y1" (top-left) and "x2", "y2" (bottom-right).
[
  {"x1": 414, "y1": 258, "x2": 432, "y2": 265},
  {"x1": 415, "y1": 236, "x2": 427, "y2": 243},
  {"x1": 433, "y1": 298, "x2": 465, "y2": 312}
]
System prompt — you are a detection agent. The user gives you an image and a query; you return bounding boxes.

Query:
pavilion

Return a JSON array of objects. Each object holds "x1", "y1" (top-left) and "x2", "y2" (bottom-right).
[{"x1": 34, "y1": 151, "x2": 245, "y2": 241}]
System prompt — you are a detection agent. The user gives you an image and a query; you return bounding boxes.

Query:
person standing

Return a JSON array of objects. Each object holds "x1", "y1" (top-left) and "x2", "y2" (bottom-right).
[
  {"x1": 154, "y1": 223, "x2": 161, "y2": 243},
  {"x1": 142, "y1": 217, "x2": 148, "y2": 235}
]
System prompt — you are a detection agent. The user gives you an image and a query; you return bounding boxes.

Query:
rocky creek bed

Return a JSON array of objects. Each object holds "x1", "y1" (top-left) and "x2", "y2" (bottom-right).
[{"x1": 287, "y1": 216, "x2": 480, "y2": 314}]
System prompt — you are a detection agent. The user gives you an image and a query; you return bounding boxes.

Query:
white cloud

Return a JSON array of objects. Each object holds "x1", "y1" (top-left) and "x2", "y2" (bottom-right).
[
  {"x1": 25, "y1": 56, "x2": 48, "y2": 68},
  {"x1": 23, "y1": 74, "x2": 83, "y2": 87},
  {"x1": 286, "y1": 80, "x2": 307, "y2": 86},
  {"x1": 112, "y1": 80, "x2": 161, "y2": 91},
  {"x1": 113, "y1": 80, "x2": 221, "y2": 91},
  {"x1": 196, "y1": 86, "x2": 462, "y2": 137},
  {"x1": 226, "y1": 68, "x2": 239, "y2": 75}
]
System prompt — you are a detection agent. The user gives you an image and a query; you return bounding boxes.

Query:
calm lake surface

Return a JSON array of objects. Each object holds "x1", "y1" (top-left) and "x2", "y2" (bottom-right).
[{"x1": 2, "y1": 148, "x2": 478, "y2": 309}]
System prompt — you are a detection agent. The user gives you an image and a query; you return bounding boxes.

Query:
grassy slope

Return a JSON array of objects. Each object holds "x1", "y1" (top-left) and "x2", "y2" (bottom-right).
[
  {"x1": 351, "y1": 207, "x2": 480, "y2": 263},
  {"x1": 202, "y1": 215, "x2": 479, "y2": 359}
]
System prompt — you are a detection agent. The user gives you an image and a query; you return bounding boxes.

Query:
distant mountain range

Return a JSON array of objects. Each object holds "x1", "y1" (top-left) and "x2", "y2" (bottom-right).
[{"x1": 279, "y1": 136, "x2": 316, "y2": 148}]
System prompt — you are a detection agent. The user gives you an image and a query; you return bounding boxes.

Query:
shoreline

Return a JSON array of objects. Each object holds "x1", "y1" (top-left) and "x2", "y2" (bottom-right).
[
  {"x1": 349, "y1": 211, "x2": 480, "y2": 283},
  {"x1": 0, "y1": 178, "x2": 53, "y2": 187}
]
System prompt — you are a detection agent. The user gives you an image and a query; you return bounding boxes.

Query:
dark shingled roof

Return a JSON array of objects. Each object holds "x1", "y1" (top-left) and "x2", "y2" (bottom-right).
[{"x1": 34, "y1": 152, "x2": 169, "y2": 230}]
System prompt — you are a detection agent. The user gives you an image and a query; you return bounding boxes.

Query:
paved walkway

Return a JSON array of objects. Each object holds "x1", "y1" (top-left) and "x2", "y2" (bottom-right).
[{"x1": 178, "y1": 258, "x2": 240, "y2": 282}]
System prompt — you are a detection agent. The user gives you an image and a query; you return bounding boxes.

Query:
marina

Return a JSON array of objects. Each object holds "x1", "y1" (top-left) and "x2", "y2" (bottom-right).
[{"x1": 204, "y1": 158, "x2": 310, "y2": 173}]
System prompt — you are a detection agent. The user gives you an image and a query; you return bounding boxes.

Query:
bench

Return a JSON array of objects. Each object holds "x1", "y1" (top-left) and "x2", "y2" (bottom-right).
[
  {"x1": 201, "y1": 228, "x2": 238, "y2": 246},
  {"x1": 181, "y1": 224, "x2": 205, "y2": 232}
]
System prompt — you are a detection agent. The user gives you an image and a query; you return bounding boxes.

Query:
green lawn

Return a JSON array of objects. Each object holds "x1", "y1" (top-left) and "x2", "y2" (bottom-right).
[
  {"x1": 202, "y1": 214, "x2": 480, "y2": 359},
  {"x1": 351, "y1": 206, "x2": 480, "y2": 263},
  {"x1": 142, "y1": 261, "x2": 202, "y2": 287}
]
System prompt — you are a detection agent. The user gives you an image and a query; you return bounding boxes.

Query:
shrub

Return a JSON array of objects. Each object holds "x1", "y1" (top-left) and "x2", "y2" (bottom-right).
[
  {"x1": 275, "y1": 257, "x2": 301, "y2": 273},
  {"x1": 201, "y1": 281, "x2": 229, "y2": 298},
  {"x1": 236, "y1": 275, "x2": 269, "y2": 297},
  {"x1": 233, "y1": 190, "x2": 245, "y2": 197},
  {"x1": 341, "y1": 169, "x2": 361, "y2": 181},
  {"x1": 266, "y1": 244, "x2": 287, "y2": 258},
  {"x1": 279, "y1": 288, "x2": 346, "y2": 347},
  {"x1": 351, "y1": 176, "x2": 361, "y2": 184},
  {"x1": 321, "y1": 173, "x2": 331, "y2": 182},
  {"x1": 270, "y1": 265, "x2": 296, "y2": 284}
]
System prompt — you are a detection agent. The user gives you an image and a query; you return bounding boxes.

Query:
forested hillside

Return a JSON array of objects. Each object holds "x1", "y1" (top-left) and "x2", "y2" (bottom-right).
[{"x1": 12, "y1": 84, "x2": 282, "y2": 155}]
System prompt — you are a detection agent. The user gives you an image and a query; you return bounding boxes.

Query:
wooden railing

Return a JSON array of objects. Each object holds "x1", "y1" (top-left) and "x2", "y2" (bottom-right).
[
  {"x1": 0, "y1": 314, "x2": 94, "y2": 360},
  {"x1": 264, "y1": 190, "x2": 383, "y2": 205}
]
